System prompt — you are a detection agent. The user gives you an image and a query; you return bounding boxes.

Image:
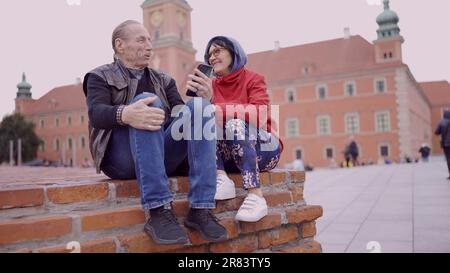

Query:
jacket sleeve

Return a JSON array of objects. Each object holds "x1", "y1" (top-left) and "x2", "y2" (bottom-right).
[{"x1": 85, "y1": 73, "x2": 121, "y2": 130}]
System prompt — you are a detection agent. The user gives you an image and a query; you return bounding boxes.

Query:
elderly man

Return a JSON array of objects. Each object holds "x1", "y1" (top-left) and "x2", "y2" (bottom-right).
[{"x1": 83, "y1": 20, "x2": 227, "y2": 244}]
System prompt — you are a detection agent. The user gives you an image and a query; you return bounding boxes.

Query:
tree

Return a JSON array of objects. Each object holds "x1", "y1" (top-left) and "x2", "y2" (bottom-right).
[{"x1": 0, "y1": 113, "x2": 41, "y2": 164}]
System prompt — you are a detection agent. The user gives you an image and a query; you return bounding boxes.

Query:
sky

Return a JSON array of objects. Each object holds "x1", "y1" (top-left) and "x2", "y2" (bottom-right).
[{"x1": 0, "y1": 0, "x2": 449, "y2": 119}]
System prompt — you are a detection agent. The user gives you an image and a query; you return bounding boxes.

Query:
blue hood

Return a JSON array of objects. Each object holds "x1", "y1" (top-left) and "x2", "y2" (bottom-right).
[{"x1": 204, "y1": 36, "x2": 247, "y2": 73}]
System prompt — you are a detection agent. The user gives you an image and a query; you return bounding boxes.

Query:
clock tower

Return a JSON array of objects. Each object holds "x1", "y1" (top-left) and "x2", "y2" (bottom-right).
[{"x1": 142, "y1": 0, "x2": 197, "y2": 96}]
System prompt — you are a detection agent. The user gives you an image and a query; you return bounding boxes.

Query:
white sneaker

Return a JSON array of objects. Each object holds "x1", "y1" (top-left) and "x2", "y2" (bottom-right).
[
  {"x1": 214, "y1": 174, "x2": 236, "y2": 200},
  {"x1": 235, "y1": 193, "x2": 268, "y2": 222}
]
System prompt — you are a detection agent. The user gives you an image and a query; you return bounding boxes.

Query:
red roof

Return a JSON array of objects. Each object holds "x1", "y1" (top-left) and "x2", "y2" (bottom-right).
[
  {"x1": 246, "y1": 35, "x2": 402, "y2": 83},
  {"x1": 23, "y1": 84, "x2": 86, "y2": 116},
  {"x1": 420, "y1": 81, "x2": 450, "y2": 107}
]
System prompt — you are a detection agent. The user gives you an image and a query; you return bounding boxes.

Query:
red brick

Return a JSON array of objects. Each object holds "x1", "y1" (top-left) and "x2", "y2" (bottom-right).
[
  {"x1": 288, "y1": 185, "x2": 304, "y2": 202},
  {"x1": 210, "y1": 235, "x2": 258, "y2": 253},
  {"x1": 239, "y1": 213, "x2": 282, "y2": 234},
  {"x1": 119, "y1": 232, "x2": 185, "y2": 253},
  {"x1": 278, "y1": 241, "x2": 322, "y2": 253},
  {"x1": 289, "y1": 171, "x2": 306, "y2": 183},
  {"x1": 0, "y1": 187, "x2": 44, "y2": 209},
  {"x1": 258, "y1": 226, "x2": 299, "y2": 249},
  {"x1": 47, "y1": 183, "x2": 109, "y2": 204},
  {"x1": 228, "y1": 174, "x2": 243, "y2": 188},
  {"x1": 221, "y1": 218, "x2": 239, "y2": 239},
  {"x1": 259, "y1": 172, "x2": 270, "y2": 185},
  {"x1": 286, "y1": 206, "x2": 323, "y2": 224},
  {"x1": 114, "y1": 180, "x2": 140, "y2": 198},
  {"x1": 172, "y1": 200, "x2": 189, "y2": 217},
  {"x1": 301, "y1": 221, "x2": 317, "y2": 238},
  {"x1": 265, "y1": 191, "x2": 293, "y2": 207},
  {"x1": 38, "y1": 238, "x2": 117, "y2": 253},
  {"x1": 81, "y1": 207, "x2": 145, "y2": 232},
  {"x1": 270, "y1": 170, "x2": 287, "y2": 184},
  {"x1": 213, "y1": 196, "x2": 245, "y2": 214},
  {"x1": 0, "y1": 215, "x2": 72, "y2": 245},
  {"x1": 176, "y1": 177, "x2": 190, "y2": 194},
  {"x1": 80, "y1": 238, "x2": 118, "y2": 253}
]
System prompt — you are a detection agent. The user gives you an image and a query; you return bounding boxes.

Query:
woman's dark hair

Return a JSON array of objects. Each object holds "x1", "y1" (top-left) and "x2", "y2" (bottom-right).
[{"x1": 204, "y1": 37, "x2": 235, "y2": 66}]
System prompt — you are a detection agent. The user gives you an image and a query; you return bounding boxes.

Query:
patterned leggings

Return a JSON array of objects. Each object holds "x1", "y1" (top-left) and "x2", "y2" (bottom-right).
[{"x1": 216, "y1": 119, "x2": 281, "y2": 189}]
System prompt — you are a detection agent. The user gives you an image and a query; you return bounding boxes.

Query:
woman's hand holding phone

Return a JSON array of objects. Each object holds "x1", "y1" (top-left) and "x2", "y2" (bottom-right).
[{"x1": 186, "y1": 64, "x2": 213, "y2": 100}]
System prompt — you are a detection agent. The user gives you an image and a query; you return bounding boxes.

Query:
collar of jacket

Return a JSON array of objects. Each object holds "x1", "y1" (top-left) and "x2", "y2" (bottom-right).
[{"x1": 111, "y1": 59, "x2": 170, "y2": 114}]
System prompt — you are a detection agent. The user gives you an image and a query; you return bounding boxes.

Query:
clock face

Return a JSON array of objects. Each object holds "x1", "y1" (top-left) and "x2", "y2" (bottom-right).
[
  {"x1": 150, "y1": 11, "x2": 163, "y2": 27},
  {"x1": 176, "y1": 11, "x2": 186, "y2": 27}
]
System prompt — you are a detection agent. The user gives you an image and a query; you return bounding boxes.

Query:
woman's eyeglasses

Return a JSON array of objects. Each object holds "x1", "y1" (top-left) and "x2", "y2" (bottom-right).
[{"x1": 207, "y1": 47, "x2": 226, "y2": 60}]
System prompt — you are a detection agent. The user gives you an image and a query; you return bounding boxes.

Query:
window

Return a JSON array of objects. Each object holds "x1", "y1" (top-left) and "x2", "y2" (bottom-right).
[
  {"x1": 345, "y1": 113, "x2": 359, "y2": 134},
  {"x1": 68, "y1": 138, "x2": 73, "y2": 150},
  {"x1": 375, "y1": 78, "x2": 386, "y2": 93},
  {"x1": 286, "y1": 119, "x2": 299, "y2": 138},
  {"x1": 39, "y1": 141, "x2": 45, "y2": 152},
  {"x1": 286, "y1": 88, "x2": 295, "y2": 103},
  {"x1": 345, "y1": 81, "x2": 356, "y2": 97},
  {"x1": 325, "y1": 147, "x2": 334, "y2": 159},
  {"x1": 55, "y1": 117, "x2": 60, "y2": 128},
  {"x1": 80, "y1": 136, "x2": 86, "y2": 149},
  {"x1": 379, "y1": 144, "x2": 390, "y2": 157},
  {"x1": 67, "y1": 116, "x2": 72, "y2": 127},
  {"x1": 317, "y1": 115, "x2": 331, "y2": 136},
  {"x1": 317, "y1": 85, "x2": 327, "y2": 99},
  {"x1": 80, "y1": 114, "x2": 85, "y2": 124},
  {"x1": 302, "y1": 66, "x2": 310, "y2": 75},
  {"x1": 375, "y1": 111, "x2": 391, "y2": 132},
  {"x1": 55, "y1": 138, "x2": 60, "y2": 151},
  {"x1": 295, "y1": 148, "x2": 302, "y2": 160},
  {"x1": 40, "y1": 119, "x2": 45, "y2": 129}
]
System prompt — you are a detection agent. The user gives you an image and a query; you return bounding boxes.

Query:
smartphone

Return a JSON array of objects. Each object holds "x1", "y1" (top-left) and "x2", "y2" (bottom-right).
[{"x1": 186, "y1": 63, "x2": 213, "y2": 97}]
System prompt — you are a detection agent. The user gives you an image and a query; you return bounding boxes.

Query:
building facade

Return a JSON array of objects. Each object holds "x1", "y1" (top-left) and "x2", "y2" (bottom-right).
[
  {"x1": 15, "y1": 76, "x2": 90, "y2": 167},
  {"x1": 420, "y1": 81, "x2": 450, "y2": 155}
]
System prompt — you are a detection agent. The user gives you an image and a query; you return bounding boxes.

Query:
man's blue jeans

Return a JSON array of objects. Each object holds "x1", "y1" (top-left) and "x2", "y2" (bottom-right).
[{"x1": 101, "y1": 93, "x2": 217, "y2": 210}]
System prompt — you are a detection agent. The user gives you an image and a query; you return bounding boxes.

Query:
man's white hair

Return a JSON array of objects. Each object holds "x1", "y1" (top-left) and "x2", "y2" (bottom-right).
[{"x1": 111, "y1": 20, "x2": 141, "y2": 55}]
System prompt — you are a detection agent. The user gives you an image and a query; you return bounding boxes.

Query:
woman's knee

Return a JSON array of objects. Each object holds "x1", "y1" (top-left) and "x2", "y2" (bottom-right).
[
  {"x1": 224, "y1": 119, "x2": 257, "y2": 141},
  {"x1": 225, "y1": 119, "x2": 245, "y2": 130}
]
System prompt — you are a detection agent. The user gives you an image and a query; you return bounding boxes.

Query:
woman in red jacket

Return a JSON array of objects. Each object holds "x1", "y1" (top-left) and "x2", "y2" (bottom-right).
[{"x1": 187, "y1": 36, "x2": 283, "y2": 222}]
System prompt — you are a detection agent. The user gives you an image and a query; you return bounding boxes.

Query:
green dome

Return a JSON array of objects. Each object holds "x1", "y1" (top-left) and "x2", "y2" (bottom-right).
[
  {"x1": 376, "y1": 9, "x2": 399, "y2": 25},
  {"x1": 17, "y1": 73, "x2": 32, "y2": 90},
  {"x1": 16, "y1": 73, "x2": 32, "y2": 99},
  {"x1": 376, "y1": 0, "x2": 399, "y2": 24},
  {"x1": 376, "y1": 0, "x2": 401, "y2": 39}
]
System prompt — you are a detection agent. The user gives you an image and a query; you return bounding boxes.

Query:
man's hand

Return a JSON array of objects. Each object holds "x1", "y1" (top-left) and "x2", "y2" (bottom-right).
[
  {"x1": 121, "y1": 96, "x2": 165, "y2": 131},
  {"x1": 186, "y1": 68, "x2": 213, "y2": 100}
]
